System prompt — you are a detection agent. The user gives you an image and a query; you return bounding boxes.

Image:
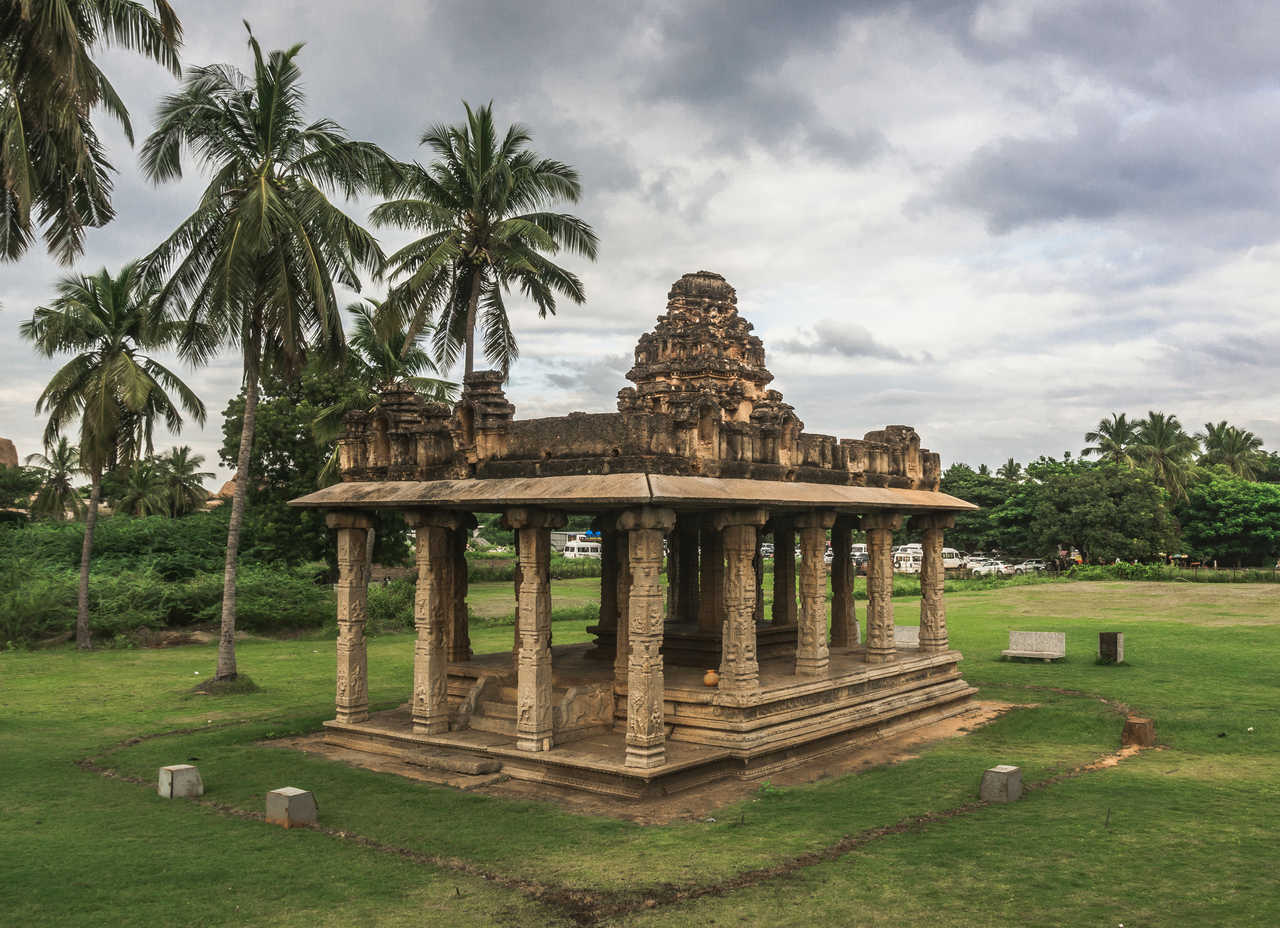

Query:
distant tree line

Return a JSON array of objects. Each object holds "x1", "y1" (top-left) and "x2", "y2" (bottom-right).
[{"x1": 943, "y1": 412, "x2": 1280, "y2": 565}]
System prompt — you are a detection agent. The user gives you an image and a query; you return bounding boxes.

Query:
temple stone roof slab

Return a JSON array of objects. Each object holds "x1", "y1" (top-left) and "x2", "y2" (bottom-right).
[{"x1": 289, "y1": 474, "x2": 977, "y2": 513}]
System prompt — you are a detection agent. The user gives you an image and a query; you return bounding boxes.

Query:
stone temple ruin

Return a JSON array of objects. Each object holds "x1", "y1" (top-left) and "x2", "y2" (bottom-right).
[{"x1": 291, "y1": 271, "x2": 977, "y2": 798}]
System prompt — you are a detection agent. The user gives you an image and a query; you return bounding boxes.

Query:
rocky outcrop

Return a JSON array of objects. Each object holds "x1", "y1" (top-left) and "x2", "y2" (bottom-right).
[{"x1": 0, "y1": 438, "x2": 17, "y2": 469}]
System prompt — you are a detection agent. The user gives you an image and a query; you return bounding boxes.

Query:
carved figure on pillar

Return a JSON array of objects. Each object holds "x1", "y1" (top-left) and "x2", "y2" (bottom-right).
[
  {"x1": 327, "y1": 513, "x2": 373, "y2": 723},
  {"x1": 912, "y1": 513, "x2": 955, "y2": 652},
  {"x1": 618, "y1": 506, "x2": 677, "y2": 768},
  {"x1": 864, "y1": 512, "x2": 903, "y2": 663},
  {"x1": 506, "y1": 507, "x2": 567, "y2": 752},
  {"x1": 795, "y1": 510, "x2": 835, "y2": 676},
  {"x1": 406, "y1": 511, "x2": 461, "y2": 734},
  {"x1": 715, "y1": 509, "x2": 768, "y2": 699},
  {"x1": 830, "y1": 515, "x2": 860, "y2": 647},
  {"x1": 771, "y1": 517, "x2": 797, "y2": 625}
]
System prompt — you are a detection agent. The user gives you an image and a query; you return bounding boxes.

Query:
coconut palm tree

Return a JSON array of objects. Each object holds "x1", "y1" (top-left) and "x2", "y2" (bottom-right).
[
  {"x1": 159, "y1": 445, "x2": 211, "y2": 515},
  {"x1": 1083, "y1": 413, "x2": 1138, "y2": 466},
  {"x1": 141, "y1": 31, "x2": 400, "y2": 680},
  {"x1": 1196, "y1": 420, "x2": 1264, "y2": 480},
  {"x1": 996, "y1": 457, "x2": 1022, "y2": 481},
  {"x1": 372, "y1": 101, "x2": 599, "y2": 377},
  {"x1": 114, "y1": 457, "x2": 167, "y2": 516},
  {"x1": 312, "y1": 299, "x2": 457, "y2": 483},
  {"x1": 1132, "y1": 411, "x2": 1198, "y2": 501},
  {"x1": 21, "y1": 261, "x2": 205, "y2": 648},
  {"x1": 1, "y1": 0, "x2": 181, "y2": 262},
  {"x1": 25, "y1": 436, "x2": 83, "y2": 520}
]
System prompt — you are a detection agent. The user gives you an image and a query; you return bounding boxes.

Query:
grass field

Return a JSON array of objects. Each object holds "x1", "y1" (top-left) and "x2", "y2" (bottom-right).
[{"x1": 2, "y1": 581, "x2": 1277, "y2": 926}]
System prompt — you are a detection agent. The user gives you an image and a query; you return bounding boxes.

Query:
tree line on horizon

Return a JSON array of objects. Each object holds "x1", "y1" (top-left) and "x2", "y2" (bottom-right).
[{"x1": 3, "y1": 4, "x2": 597, "y2": 673}]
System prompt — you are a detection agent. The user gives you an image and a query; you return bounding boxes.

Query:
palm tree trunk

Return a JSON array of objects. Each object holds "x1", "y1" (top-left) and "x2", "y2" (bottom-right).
[
  {"x1": 76, "y1": 470, "x2": 101, "y2": 650},
  {"x1": 216, "y1": 347, "x2": 260, "y2": 680},
  {"x1": 463, "y1": 272, "x2": 483, "y2": 377}
]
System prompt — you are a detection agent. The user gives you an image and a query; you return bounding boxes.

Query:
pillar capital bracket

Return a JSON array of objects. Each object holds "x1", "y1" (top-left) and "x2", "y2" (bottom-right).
[
  {"x1": 862, "y1": 511, "x2": 903, "y2": 531},
  {"x1": 712, "y1": 508, "x2": 768, "y2": 531},
  {"x1": 503, "y1": 507, "x2": 568, "y2": 531},
  {"x1": 909, "y1": 512, "x2": 956, "y2": 531},
  {"x1": 793, "y1": 510, "x2": 836, "y2": 530},
  {"x1": 404, "y1": 509, "x2": 466, "y2": 530},
  {"x1": 325, "y1": 511, "x2": 375, "y2": 530},
  {"x1": 617, "y1": 506, "x2": 677, "y2": 533}
]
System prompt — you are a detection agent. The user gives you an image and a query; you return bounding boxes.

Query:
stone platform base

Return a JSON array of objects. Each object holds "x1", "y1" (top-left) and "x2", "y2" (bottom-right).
[{"x1": 322, "y1": 643, "x2": 975, "y2": 800}]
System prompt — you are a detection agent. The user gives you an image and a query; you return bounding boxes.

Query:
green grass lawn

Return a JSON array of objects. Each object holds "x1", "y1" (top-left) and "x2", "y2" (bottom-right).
[{"x1": 2, "y1": 581, "x2": 1277, "y2": 926}]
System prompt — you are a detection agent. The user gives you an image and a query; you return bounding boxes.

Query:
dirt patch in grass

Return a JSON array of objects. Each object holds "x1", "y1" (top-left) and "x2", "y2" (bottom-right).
[
  {"x1": 189, "y1": 674, "x2": 260, "y2": 696},
  {"x1": 985, "y1": 581, "x2": 1280, "y2": 627},
  {"x1": 273, "y1": 700, "x2": 1021, "y2": 825}
]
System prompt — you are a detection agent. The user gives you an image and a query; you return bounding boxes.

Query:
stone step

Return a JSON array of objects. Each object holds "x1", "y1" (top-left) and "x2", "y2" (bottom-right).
[
  {"x1": 477, "y1": 699, "x2": 516, "y2": 720},
  {"x1": 468, "y1": 714, "x2": 516, "y2": 735}
]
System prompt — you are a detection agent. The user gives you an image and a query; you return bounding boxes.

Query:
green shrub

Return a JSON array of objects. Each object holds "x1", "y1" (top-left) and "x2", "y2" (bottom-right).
[{"x1": 366, "y1": 577, "x2": 416, "y2": 633}]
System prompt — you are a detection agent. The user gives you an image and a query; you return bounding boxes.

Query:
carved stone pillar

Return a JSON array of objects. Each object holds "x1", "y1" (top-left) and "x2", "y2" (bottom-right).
[
  {"x1": 830, "y1": 515, "x2": 860, "y2": 647},
  {"x1": 446, "y1": 514, "x2": 476, "y2": 662},
  {"x1": 912, "y1": 513, "x2": 955, "y2": 652},
  {"x1": 613, "y1": 530, "x2": 633, "y2": 686},
  {"x1": 864, "y1": 512, "x2": 903, "y2": 664},
  {"x1": 619, "y1": 506, "x2": 677, "y2": 768},
  {"x1": 715, "y1": 509, "x2": 768, "y2": 698},
  {"x1": 795, "y1": 510, "x2": 835, "y2": 676},
  {"x1": 506, "y1": 507, "x2": 567, "y2": 752},
  {"x1": 752, "y1": 540, "x2": 764, "y2": 625},
  {"x1": 697, "y1": 517, "x2": 724, "y2": 633},
  {"x1": 772, "y1": 517, "x2": 797, "y2": 625},
  {"x1": 327, "y1": 513, "x2": 373, "y2": 723},
  {"x1": 677, "y1": 515, "x2": 700, "y2": 625},
  {"x1": 406, "y1": 511, "x2": 460, "y2": 734},
  {"x1": 598, "y1": 525, "x2": 619, "y2": 635}
]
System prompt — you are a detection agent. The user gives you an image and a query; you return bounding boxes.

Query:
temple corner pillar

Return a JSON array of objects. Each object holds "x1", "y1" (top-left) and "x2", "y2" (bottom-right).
[
  {"x1": 863, "y1": 511, "x2": 903, "y2": 664},
  {"x1": 326, "y1": 511, "x2": 374, "y2": 723},
  {"x1": 405, "y1": 510, "x2": 462, "y2": 735},
  {"x1": 714, "y1": 508, "x2": 768, "y2": 700},
  {"x1": 912, "y1": 512, "x2": 956, "y2": 653},
  {"x1": 795, "y1": 510, "x2": 835, "y2": 677}
]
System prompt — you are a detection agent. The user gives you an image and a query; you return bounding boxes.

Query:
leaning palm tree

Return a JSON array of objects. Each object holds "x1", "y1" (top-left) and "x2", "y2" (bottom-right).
[
  {"x1": 26, "y1": 436, "x2": 83, "y2": 520},
  {"x1": 1083, "y1": 413, "x2": 1138, "y2": 466},
  {"x1": 372, "y1": 101, "x2": 599, "y2": 377},
  {"x1": 1196, "y1": 420, "x2": 1264, "y2": 480},
  {"x1": 142, "y1": 31, "x2": 399, "y2": 680},
  {"x1": 1, "y1": 0, "x2": 181, "y2": 262},
  {"x1": 114, "y1": 457, "x2": 168, "y2": 516},
  {"x1": 1132, "y1": 411, "x2": 1198, "y2": 501},
  {"x1": 159, "y1": 445, "x2": 212, "y2": 515},
  {"x1": 20, "y1": 261, "x2": 206, "y2": 648},
  {"x1": 996, "y1": 457, "x2": 1022, "y2": 481}
]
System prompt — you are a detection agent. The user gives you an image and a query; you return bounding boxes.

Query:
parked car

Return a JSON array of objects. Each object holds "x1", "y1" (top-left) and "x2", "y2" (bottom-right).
[
  {"x1": 1015, "y1": 559, "x2": 1048, "y2": 574},
  {"x1": 760, "y1": 542, "x2": 775, "y2": 558},
  {"x1": 971, "y1": 560, "x2": 1014, "y2": 578}
]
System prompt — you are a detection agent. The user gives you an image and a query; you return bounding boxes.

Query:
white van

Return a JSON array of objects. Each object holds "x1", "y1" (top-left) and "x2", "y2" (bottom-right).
[
  {"x1": 562, "y1": 539, "x2": 602, "y2": 559},
  {"x1": 942, "y1": 548, "x2": 963, "y2": 569},
  {"x1": 893, "y1": 552, "x2": 922, "y2": 574}
]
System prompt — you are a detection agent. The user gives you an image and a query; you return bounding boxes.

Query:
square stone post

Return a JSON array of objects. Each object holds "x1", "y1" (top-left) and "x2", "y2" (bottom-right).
[
  {"x1": 771, "y1": 517, "x2": 797, "y2": 626},
  {"x1": 619, "y1": 506, "x2": 677, "y2": 768},
  {"x1": 715, "y1": 509, "x2": 768, "y2": 698},
  {"x1": 446, "y1": 514, "x2": 476, "y2": 662},
  {"x1": 506, "y1": 507, "x2": 567, "y2": 752},
  {"x1": 697, "y1": 516, "x2": 724, "y2": 633},
  {"x1": 405, "y1": 511, "x2": 461, "y2": 734},
  {"x1": 912, "y1": 512, "x2": 955, "y2": 652},
  {"x1": 864, "y1": 512, "x2": 903, "y2": 664},
  {"x1": 830, "y1": 515, "x2": 860, "y2": 647},
  {"x1": 795, "y1": 510, "x2": 835, "y2": 676},
  {"x1": 752, "y1": 539, "x2": 764, "y2": 625},
  {"x1": 677, "y1": 514, "x2": 700, "y2": 624},
  {"x1": 597, "y1": 524, "x2": 619, "y2": 634},
  {"x1": 326, "y1": 512, "x2": 373, "y2": 723}
]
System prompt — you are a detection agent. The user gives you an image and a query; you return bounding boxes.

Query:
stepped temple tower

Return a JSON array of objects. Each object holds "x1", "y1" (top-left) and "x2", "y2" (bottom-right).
[{"x1": 292, "y1": 271, "x2": 976, "y2": 797}]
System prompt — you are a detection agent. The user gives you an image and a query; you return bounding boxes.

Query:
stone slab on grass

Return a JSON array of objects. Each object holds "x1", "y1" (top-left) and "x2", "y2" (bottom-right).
[
  {"x1": 979, "y1": 764, "x2": 1022, "y2": 803},
  {"x1": 416, "y1": 750, "x2": 502, "y2": 775},
  {"x1": 266, "y1": 787, "x2": 317, "y2": 828},
  {"x1": 158, "y1": 764, "x2": 203, "y2": 799},
  {"x1": 1002, "y1": 630, "x2": 1066, "y2": 661}
]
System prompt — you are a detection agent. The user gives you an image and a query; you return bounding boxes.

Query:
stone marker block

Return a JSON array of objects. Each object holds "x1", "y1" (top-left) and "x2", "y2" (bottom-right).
[
  {"x1": 266, "y1": 787, "x2": 317, "y2": 828},
  {"x1": 893, "y1": 625, "x2": 920, "y2": 648},
  {"x1": 979, "y1": 764, "x2": 1022, "y2": 803},
  {"x1": 1002, "y1": 630, "x2": 1066, "y2": 661},
  {"x1": 158, "y1": 764, "x2": 204, "y2": 799},
  {"x1": 1121, "y1": 716, "x2": 1156, "y2": 747},
  {"x1": 1099, "y1": 632, "x2": 1125, "y2": 663}
]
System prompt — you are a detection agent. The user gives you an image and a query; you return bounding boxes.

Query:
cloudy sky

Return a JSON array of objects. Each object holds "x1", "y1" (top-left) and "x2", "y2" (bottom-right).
[{"x1": 5, "y1": 0, "x2": 1280, "y2": 483}]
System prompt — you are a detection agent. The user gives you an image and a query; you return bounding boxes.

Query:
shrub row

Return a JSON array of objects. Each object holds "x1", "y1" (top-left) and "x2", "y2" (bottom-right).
[{"x1": 1067, "y1": 563, "x2": 1280, "y2": 583}]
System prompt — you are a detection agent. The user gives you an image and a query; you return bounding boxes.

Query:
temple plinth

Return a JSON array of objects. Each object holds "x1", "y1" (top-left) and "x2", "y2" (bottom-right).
[{"x1": 294, "y1": 271, "x2": 977, "y2": 799}]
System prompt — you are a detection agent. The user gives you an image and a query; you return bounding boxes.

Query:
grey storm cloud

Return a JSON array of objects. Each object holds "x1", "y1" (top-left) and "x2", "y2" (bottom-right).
[{"x1": 776, "y1": 320, "x2": 923, "y2": 362}]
